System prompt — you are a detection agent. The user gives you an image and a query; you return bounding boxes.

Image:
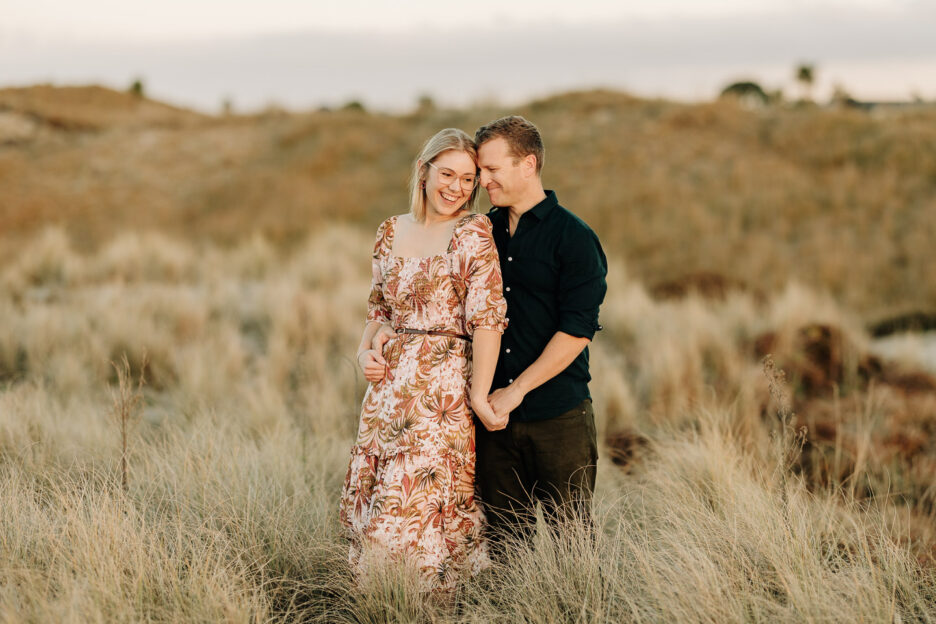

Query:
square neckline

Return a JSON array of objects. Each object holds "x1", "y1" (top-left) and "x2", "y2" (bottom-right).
[{"x1": 387, "y1": 213, "x2": 474, "y2": 260}]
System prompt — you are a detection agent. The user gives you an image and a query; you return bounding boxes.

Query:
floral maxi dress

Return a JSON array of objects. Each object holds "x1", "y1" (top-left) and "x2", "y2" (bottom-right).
[{"x1": 339, "y1": 213, "x2": 507, "y2": 592}]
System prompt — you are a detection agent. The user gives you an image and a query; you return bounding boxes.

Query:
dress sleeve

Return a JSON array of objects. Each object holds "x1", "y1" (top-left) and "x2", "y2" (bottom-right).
[
  {"x1": 459, "y1": 215, "x2": 508, "y2": 335},
  {"x1": 366, "y1": 219, "x2": 393, "y2": 324}
]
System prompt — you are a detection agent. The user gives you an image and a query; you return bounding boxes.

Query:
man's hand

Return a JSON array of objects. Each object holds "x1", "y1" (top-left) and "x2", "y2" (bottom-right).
[
  {"x1": 489, "y1": 384, "x2": 525, "y2": 420},
  {"x1": 471, "y1": 391, "x2": 508, "y2": 431},
  {"x1": 371, "y1": 324, "x2": 396, "y2": 352},
  {"x1": 357, "y1": 349, "x2": 386, "y2": 383}
]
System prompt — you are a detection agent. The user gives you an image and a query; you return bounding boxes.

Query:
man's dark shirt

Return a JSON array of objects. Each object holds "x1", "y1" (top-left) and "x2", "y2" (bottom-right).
[{"x1": 487, "y1": 190, "x2": 608, "y2": 422}]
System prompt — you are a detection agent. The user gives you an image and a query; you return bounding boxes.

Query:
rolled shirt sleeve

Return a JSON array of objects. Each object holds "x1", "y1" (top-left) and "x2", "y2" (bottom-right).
[{"x1": 556, "y1": 225, "x2": 607, "y2": 340}]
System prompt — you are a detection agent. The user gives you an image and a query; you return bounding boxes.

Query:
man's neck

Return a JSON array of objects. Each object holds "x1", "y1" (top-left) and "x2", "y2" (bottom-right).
[{"x1": 507, "y1": 185, "x2": 547, "y2": 222}]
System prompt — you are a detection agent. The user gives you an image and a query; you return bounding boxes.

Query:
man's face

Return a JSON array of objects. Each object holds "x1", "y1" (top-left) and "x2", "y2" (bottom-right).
[{"x1": 478, "y1": 137, "x2": 526, "y2": 208}]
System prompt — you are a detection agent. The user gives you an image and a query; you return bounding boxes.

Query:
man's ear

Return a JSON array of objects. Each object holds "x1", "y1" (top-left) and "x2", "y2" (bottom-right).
[{"x1": 522, "y1": 154, "x2": 537, "y2": 178}]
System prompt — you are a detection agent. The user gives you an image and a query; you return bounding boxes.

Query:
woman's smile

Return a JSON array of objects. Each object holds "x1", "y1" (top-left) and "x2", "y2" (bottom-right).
[{"x1": 424, "y1": 149, "x2": 476, "y2": 217}]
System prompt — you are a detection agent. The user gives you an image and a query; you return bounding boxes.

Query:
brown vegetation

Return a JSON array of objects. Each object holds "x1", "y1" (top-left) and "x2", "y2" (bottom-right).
[
  {"x1": 649, "y1": 270, "x2": 757, "y2": 301},
  {"x1": 2, "y1": 85, "x2": 936, "y2": 620},
  {"x1": 2, "y1": 86, "x2": 936, "y2": 316},
  {"x1": 0, "y1": 226, "x2": 933, "y2": 621}
]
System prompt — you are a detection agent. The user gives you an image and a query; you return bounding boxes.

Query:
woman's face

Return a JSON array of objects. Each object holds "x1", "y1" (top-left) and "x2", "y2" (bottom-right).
[{"x1": 423, "y1": 149, "x2": 476, "y2": 219}]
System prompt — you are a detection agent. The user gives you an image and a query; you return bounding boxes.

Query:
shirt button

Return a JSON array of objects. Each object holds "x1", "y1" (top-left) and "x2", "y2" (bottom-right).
[
  {"x1": 507, "y1": 256, "x2": 513, "y2": 261},
  {"x1": 505, "y1": 317, "x2": 510, "y2": 323},
  {"x1": 505, "y1": 348, "x2": 511, "y2": 353},
  {"x1": 508, "y1": 378, "x2": 514, "y2": 383},
  {"x1": 505, "y1": 286, "x2": 511, "y2": 292}
]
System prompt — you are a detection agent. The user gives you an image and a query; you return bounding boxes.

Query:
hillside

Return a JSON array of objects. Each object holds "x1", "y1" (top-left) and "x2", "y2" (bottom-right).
[{"x1": 1, "y1": 85, "x2": 934, "y2": 316}]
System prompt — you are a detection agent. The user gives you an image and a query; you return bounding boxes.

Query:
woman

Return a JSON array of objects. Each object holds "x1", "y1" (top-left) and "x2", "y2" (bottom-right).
[{"x1": 339, "y1": 128, "x2": 507, "y2": 592}]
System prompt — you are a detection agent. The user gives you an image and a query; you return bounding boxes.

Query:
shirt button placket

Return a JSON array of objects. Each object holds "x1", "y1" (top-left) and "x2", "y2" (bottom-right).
[{"x1": 502, "y1": 229, "x2": 515, "y2": 390}]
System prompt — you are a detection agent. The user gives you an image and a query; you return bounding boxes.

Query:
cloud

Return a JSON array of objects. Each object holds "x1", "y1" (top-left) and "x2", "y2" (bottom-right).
[{"x1": 2, "y1": 3, "x2": 934, "y2": 111}]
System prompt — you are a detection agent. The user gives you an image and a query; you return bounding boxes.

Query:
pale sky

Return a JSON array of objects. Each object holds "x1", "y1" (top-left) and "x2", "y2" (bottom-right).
[
  {"x1": 3, "y1": 0, "x2": 907, "y2": 40},
  {"x1": 1, "y1": 0, "x2": 933, "y2": 112}
]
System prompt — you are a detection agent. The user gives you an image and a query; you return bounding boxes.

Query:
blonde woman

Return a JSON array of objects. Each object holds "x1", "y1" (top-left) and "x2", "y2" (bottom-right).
[{"x1": 339, "y1": 128, "x2": 507, "y2": 592}]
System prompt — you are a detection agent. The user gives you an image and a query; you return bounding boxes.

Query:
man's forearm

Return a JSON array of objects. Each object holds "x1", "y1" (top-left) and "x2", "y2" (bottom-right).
[{"x1": 512, "y1": 331, "x2": 590, "y2": 396}]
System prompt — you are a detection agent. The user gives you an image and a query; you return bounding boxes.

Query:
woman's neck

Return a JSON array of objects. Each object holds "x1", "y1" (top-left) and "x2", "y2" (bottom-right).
[{"x1": 421, "y1": 209, "x2": 466, "y2": 227}]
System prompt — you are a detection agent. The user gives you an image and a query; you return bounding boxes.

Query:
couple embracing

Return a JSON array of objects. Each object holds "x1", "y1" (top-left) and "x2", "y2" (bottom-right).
[{"x1": 339, "y1": 116, "x2": 608, "y2": 593}]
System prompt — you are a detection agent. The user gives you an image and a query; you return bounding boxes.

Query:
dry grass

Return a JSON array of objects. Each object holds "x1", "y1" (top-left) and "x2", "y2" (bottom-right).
[{"x1": 1, "y1": 226, "x2": 935, "y2": 622}]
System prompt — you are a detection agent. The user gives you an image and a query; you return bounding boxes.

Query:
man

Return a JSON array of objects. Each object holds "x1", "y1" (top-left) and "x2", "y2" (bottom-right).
[{"x1": 474, "y1": 116, "x2": 607, "y2": 554}]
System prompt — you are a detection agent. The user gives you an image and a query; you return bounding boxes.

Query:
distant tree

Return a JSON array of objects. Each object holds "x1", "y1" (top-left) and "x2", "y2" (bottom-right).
[
  {"x1": 128, "y1": 78, "x2": 145, "y2": 99},
  {"x1": 795, "y1": 63, "x2": 815, "y2": 102},
  {"x1": 415, "y1": 94, "x2": 436, "y2": 115},
  {"x1": 830, "y1": 83, "x2": 852, "y2": 107},
  {"x1": 719, "y1": 81, "x2": 769, "y2": 107},
  {"x1": 221, "y1": 97, "x2": 233, "y2": 116},
  {"x1": 342, "y1": 100, "x2": 366, "y2": 113}
]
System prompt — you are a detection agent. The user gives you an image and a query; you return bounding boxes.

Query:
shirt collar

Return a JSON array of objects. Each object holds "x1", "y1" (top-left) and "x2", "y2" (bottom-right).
[
  {"x1": 528, "y1": 190, "x2": 558, "y2": 221},
  {"x1": 488, "y1": 190, "x2": 558, "y2": 222}
]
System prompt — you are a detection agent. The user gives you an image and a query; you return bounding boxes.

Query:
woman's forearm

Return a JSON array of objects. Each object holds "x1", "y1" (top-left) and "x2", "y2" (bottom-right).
[{"x1": 470, "y1": 328, "x2": 501, "y2": 398}]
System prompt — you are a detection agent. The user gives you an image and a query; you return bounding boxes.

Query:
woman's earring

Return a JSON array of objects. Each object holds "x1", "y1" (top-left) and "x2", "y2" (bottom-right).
[{"x1": 420, "y1": 181, "x2": 425, "y2": 189}]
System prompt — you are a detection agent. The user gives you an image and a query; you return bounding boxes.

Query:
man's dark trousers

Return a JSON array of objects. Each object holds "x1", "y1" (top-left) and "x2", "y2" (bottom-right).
[{"x1": 475, "y1": 398, "x2": 598, "y2": 554}]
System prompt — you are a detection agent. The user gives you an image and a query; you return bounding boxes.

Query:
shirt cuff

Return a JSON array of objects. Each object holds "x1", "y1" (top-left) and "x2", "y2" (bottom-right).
[{"x1": 558, "y1": 314, "x2": 602, "y2": 340}]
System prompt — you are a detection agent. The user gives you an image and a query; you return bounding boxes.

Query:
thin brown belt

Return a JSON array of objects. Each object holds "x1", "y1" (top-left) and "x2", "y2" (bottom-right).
[{"x1": 396, "y1": 327, "x2": 471, "y2": 341}]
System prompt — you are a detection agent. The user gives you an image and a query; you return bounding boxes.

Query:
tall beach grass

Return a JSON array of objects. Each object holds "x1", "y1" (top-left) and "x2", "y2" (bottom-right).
[{"x1": 1, "y1": 227, "x2": 935, "y2": 621}]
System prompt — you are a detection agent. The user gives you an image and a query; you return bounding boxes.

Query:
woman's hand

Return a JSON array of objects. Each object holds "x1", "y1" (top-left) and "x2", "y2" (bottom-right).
[
  {"x1": 371, "y1": 324, "x2": 396, "y2": 352},
  {"x1": 357, "y1": 349, "x2": 386, "y2": 383},
  {"x1": 471, "y1": 391, "x2": 508, "y2": 431}
]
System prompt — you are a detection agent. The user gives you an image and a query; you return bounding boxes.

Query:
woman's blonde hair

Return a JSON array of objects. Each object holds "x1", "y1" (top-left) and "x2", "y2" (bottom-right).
[{"x1": 409, "y1": 128, "x2": 481, "y2": 222}]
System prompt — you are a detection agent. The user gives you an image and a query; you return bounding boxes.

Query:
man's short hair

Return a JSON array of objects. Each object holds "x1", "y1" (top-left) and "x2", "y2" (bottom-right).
[{"x1": 475, "y1": 115, "x2": 545, "y2": 174}]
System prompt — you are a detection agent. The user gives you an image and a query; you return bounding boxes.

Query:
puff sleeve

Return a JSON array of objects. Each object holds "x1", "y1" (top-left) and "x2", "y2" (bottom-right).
[
  {"x1": 366, "y1": 219, "x2": 393, "y2": 324},
  {"x1": 458, "y1": 215, "x2": 508, "y2": 335}
]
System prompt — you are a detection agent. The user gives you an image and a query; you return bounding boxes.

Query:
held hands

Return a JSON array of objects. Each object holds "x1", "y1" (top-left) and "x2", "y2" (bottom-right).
[
  {"x1": 472, "y1": 379, "x2": 525, "y2": 432},
  {"x1": 471, "y1": 390, "x2": 508, "y2": 431},
  {"x1": 488, "y1": 384, "x2": 525, "y2": 422}
]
